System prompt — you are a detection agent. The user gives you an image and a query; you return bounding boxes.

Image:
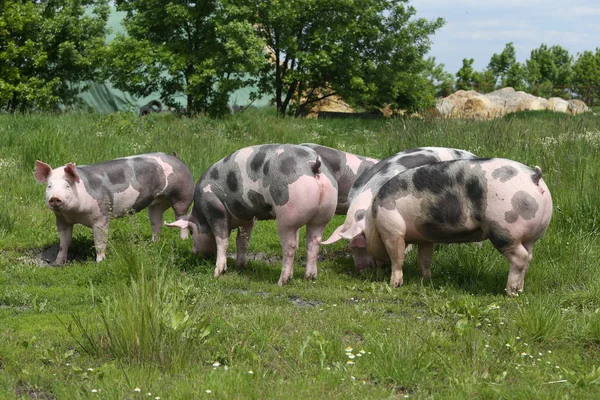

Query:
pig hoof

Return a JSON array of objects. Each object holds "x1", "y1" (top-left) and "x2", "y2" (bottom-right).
[
  {"x1": 304, "y1": 272, "x2": 317, "y2": 281},
  {"x1": 392, "y1": 279, "x2": 404, "y2": 288},
  {"x1": 278, "y1": 275, "x2": 291, "y2": 286}
]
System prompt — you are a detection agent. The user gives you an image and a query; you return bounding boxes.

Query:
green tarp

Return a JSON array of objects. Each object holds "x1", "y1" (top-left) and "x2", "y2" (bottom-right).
[{"x1": 78, "y1": 6, "x2": 272, "y2": 113}]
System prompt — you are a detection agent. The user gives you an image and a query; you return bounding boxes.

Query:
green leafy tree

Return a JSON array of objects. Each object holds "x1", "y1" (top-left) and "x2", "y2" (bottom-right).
[
  {"x1": 455, "y1": 58, "x2": 476, "y2": 90},
  {"x1": 0, "y1": 0, "x2": 109, "y2": 112},
  {"x1": 455, "y1": 59, "x2": 496, "y2": 93},
  {"x1": 422, "y1": 57, "x2": 454, "y2": 97},
  {"x1": 572, "y1": 49, "x2": 600, "y2": 105},
  {"x1": 105, "y1": 0, "x2": 266, "y2": 116},
  {"x1": 525, "y1": 44, "x2": 573, "y2": 98},
  {"x1": 245, "y1": 0, "x2": 444, "y2": 115},
  {"x1": 488, "y1": 42, "x2": 525, "y2": 90}
]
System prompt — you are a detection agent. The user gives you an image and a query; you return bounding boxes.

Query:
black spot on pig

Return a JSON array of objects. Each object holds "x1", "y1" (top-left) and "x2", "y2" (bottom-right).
[
  {"x1": 492, "y1": 166, "x2": 518, "y2": 182},
  {"x1": 429, "y1": 192, "x2": 464, "y2": 226},
  {"x1": 487, "y1": 222, "x2": 514, "y2": 252},
  {"x1": 210, "y1": 168, "x2": 219, "y2": 180},
  {"x1": 248, "y1": 190, "x2": 273, "y2": 220},
  {"x1": 466, "y1": 176, "x2": 486, "y2": 221},
  {"x1": 412, "y1": 163, "x2": 452, "y2": 194},
  {"x1": 226, "y1": 171, "x2": 239, "y2": 192},
  {"x1": 107, "y1": 167, "x2": 126, "y2": 185},
  {"x1": 250, "y1": 150, "x2": 267, "y2": 173},
  {"x1": 377, "y1": 177, "x2": 410, "y2": 210},
  {"x1": 505, "y1": 191, "x2": 539, "y2": 223},
  {"x1": 262, "y1": 160, "x2": 270, "y2": 176},
  {"x1": 397, "y1": 154, "x2": 439, "y2": 169},
  {"x1": 294, "y1": 147, "x2": 310, "y2": 159},
  {"x1": 270, "y1": 183, "x2": 289, "y2": 206},
  {"x1": 279, "y1": 156, "x2": 297, "y2": 176},
  {"x1": 355, "y1": 210, "x2": 366, "y2": 221},
  {"x1": 402, "y1": 148, "x2": 423, "y2": 154}
]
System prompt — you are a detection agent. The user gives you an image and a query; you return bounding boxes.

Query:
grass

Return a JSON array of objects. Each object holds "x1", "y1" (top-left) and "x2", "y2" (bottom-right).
[{"x1": 1, "y1": 109, "x2": 600, "y2": 398}]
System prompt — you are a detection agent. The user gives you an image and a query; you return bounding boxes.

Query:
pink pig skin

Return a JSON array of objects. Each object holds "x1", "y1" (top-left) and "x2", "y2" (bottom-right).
[
  {"x1": 34, "y1": 153, "x2": 194, "y2": 264},
  {"x1": 363, "y1": 158, "x2": 552, "y2": 296},
  {"x1": 322, "y1": 147, "x2": 477, "y2": 271},
  {"x1": 166, "y1": 144, "x2": 338, "y2": 286}
]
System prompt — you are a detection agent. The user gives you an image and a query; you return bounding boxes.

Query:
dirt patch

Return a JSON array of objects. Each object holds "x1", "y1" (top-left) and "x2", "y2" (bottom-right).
[
  {"x1": 14, "y1": 380, "x2": 56, "y2": 400},
  {"x1": 13, "y1": 244, "x2": 92, "y2": 267},
  {"x1": 287, "y1": 295, "x2": 325, "y2": 308}
]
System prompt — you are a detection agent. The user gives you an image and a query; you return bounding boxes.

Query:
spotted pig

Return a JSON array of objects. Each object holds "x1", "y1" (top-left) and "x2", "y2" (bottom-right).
[
  {"x1": 166, "y1": 144, "x2": 338, "y2": 286},
  {"x1": 362, "y1": 158, "x2": 552, "y2": 296},
  {"x1": 322, "y1": 147, "x2": 478, "y2": 270},
  {"x1": 300, "y1": 144, "x2": 378, "y2": 214},
  {"x1": 34, "y1": 153, "x2": 194, "y2": 264}
]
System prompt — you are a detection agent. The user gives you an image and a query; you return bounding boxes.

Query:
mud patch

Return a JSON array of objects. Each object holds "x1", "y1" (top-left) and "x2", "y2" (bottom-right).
[
  {"x1": 14, "y1": 380, "x2": 56, "y2": 400},
  {"x1": 287, "y1": 295, "x2": 325, "y2": 308},
  {"x1": 14, "y1": 245, "x2": 77, "y2": 267}
]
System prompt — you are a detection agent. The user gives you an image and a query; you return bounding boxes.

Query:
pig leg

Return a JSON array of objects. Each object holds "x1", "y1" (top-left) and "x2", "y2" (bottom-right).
[
  {"x1": 55, "y1": 216, "x2": 73, "y2": 265},
  {"x1": 502, "y1": 244, "x2": 530, "y2": 297},
  {"x1": 382, "y1": 234, "x2": 406, "y2": 287},
  {"x1": 214, "y1": 235, "x2": 230, "y2": 277},
  {"x1": 517, "y1": 241, "x2": 535, "y2": 293},
  {"x1": 92, "y1": 218, "x2": 110, "y2": 262},
  {"x1": 278, "y1": 226, "x2": 300, "y2": 286},
  {"x1": 148, "y1": 200, "x2": 170, "y2": 241},
  {"x1": 305, "y1": 223, "x2": 328, "y2": 280},
  {"x1": 235, "y1": 221, "x2": 254, "y2": 268},
  {"x1": 418, "y1": 243, "x2": 434, "y2": 280}
]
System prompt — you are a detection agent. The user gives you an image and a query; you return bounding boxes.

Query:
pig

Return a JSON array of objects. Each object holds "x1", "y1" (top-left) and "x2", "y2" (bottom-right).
[
  {"x1": 166, "y1": 144, "x2": 338, "y2": 286},
  {"x1": 300, "y1": 144, "x2": 378, "y2": 214},
  {"x1": 361, "y1": 158, "x2": 553, "y2": 296},
  {"x1": 322, "y1": 147, "x2": 478, "y2": 270},
  {"x1": 34, "y1": 152, "x2": 194, "y2": 264}
]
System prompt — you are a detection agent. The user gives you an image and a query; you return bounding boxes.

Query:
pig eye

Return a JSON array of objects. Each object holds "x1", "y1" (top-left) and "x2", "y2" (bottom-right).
[
  {"x1": 47, "y1": 183, "x2": 52, "y2": 189},
  {"x1": 65, "y1": 183, "x2": 70, "y2": 188}
]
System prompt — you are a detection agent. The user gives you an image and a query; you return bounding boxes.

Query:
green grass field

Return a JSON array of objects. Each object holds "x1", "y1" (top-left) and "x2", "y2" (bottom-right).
[{"x1": 1, "y1": 109, "x2": 600, "y2": 399}]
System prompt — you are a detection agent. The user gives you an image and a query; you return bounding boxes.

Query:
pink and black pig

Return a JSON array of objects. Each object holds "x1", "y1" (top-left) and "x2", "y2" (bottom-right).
[
  {"x1": 300, "y1": 144, "x2": 378, "y2": 214},
  {"x1": 34, "y1": 153, "x2": 194, "y2": 264},
  {"x1": 361, "y1": 158, "x2": 552, "y2": 296},
  {"x1": 166, "y1": 144, "x2": 338, "y2": 286},
  {"x1": 323, "y1": 147, "x2": 478, "y2": 270}
]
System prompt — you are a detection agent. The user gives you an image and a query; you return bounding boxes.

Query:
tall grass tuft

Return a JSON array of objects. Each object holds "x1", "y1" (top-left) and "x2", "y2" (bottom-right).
[{"x1": 70, "y1": 266, "x2": 211, "y2": 372}]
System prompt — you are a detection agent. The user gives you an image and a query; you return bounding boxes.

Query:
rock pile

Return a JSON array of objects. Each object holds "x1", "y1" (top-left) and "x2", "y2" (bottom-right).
[{"x1": 433, "y1": 87, "x2": 590, "y2": 119}]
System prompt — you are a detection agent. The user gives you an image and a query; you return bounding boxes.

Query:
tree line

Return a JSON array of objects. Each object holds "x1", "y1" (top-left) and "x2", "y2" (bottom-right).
[
  {"x1": 2, "y1": 1, "x2": 599, "y2": 116},
  {"x1": 450, "y1": 42, "x2": 600, "y2": 105}
]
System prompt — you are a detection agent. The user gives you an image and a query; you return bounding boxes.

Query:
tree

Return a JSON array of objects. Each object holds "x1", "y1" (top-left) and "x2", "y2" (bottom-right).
[
  {"x1": 572, "y1": 49, "x2": 600, "y2": 105},
  {"x1": 488, "y1": 42, "x2": 525, "y2": 90},
  {"x1": 105, "y1": 0, "x2": 266, "y2": 116},
  {"x1": 422, "y1": 57, "x2": 454, "y2": 97},
  {"x1": 525, "y1": 44, "x2": 573, "y2": 98},
  {"x1": 0, "y1": 0, "x2": 109, "y2": 112},
  {"x1": 455, "y1": 59, "x2": 496, "y2": 93},
  {"x1": 245, "y1": 0, "x2": 444, "y2": 115},
  {"x1": 455, "y1": 58, "x2": 476, "y2": 90}
]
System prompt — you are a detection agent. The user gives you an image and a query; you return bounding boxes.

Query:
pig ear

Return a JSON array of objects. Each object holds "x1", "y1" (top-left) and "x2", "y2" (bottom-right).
[
  {"x1": 321, "y1": 225, "x2": 346, "y2": 245},
  {"x1": 339, "y1": 220, "x2": 365, "y2": 241},
  {"x1": 64, "y1": 163, "x2": 80, "y2": 184},
  {"x1": 165, "y1": 218, "x2": 198, "y2": 236},
  {"x1": 34, "y1": 161, "x2": 53, "y2": 183}
]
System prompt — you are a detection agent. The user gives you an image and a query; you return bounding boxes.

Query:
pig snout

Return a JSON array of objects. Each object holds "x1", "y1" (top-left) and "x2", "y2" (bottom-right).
[{"x1": 48, "y1": 197, "x2": 63, "y2": 209}]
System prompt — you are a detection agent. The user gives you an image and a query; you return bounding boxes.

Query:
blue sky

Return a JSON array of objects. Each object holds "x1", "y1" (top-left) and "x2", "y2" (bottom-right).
[{"x1": 410, "y1": 0, "x2": 600, "y2": 75}]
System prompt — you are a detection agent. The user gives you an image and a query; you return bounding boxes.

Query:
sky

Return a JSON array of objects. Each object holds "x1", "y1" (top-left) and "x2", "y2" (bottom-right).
[{"x1": 409, "y1": 0, "x2": 600, "y2": 75}]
